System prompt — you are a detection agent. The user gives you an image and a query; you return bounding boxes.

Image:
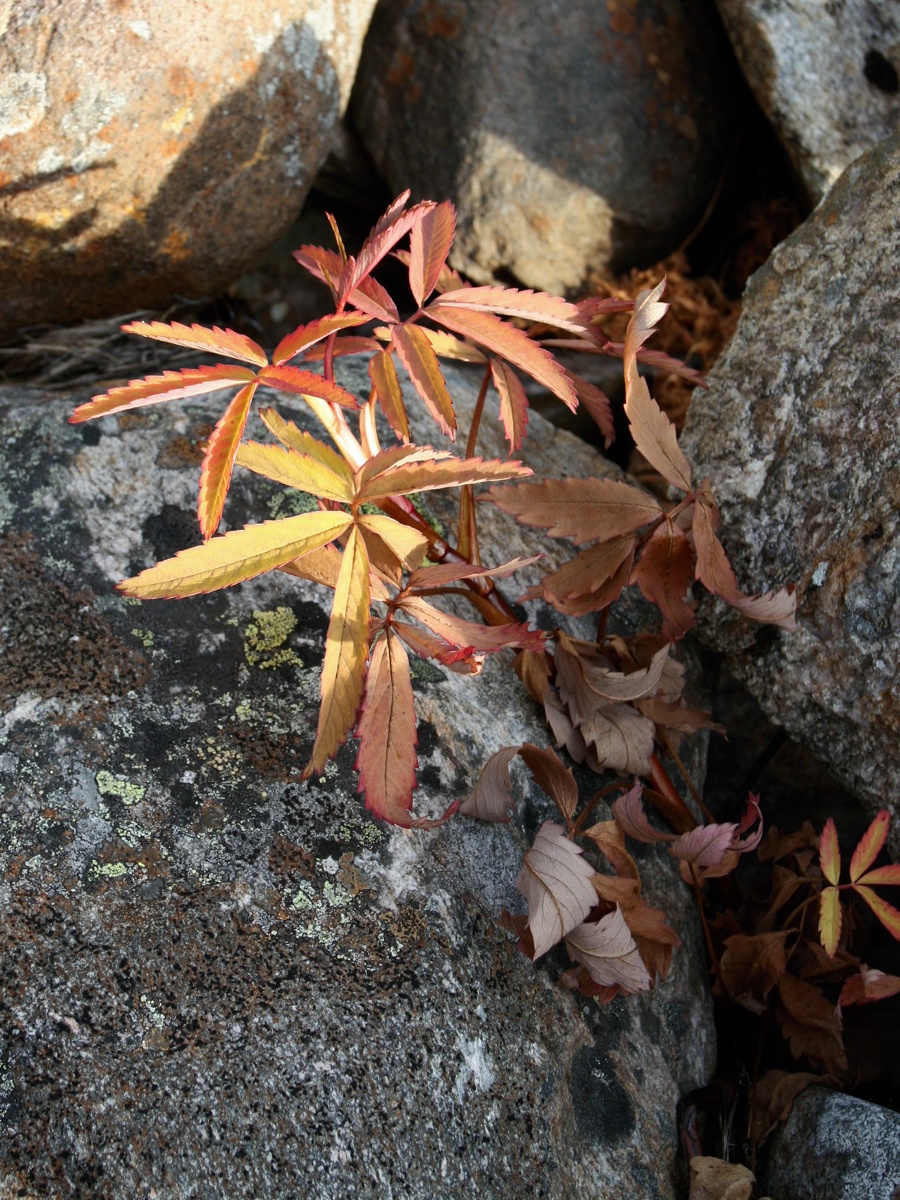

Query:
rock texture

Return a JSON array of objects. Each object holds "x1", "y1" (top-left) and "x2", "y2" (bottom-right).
[
  {"x1": 0, "y1": 361, "x2": 715, "y2": 1198},
  {"x1": 680, "y1": 129, "x2": 900, "y2": 845},
  {"x1": 715, "y1": 0, "x2": 900, "y2": 203},
  {"x1": 351, "y1": 0, "x2": 740, "y2": 293},
  {"x1": 0, "y1": 0, "x2": 377, "y2": 334},
  {"x1": 762, "y1": 1088, "x2": 900, "y2": 1200}
]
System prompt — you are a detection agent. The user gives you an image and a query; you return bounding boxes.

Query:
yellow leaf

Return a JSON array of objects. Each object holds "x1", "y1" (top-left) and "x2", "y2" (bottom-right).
[
  {"x1": 818, "y1": 885, "x2": 842, "y2": 958},
  {"x1": 119, "y1": 511, "x2": 352, "y2": 599},
  {"x1": 358, "y1": 514, "x2": 430, "y2": 572},
  {"x1": 305, "y1": 525, "x2": 371, "y2": 776},
  {"x1": 234, "y1": 440, "x2": 353, "y2": 503},
  {"x1": 258, "y1": 408, "x2": 354, "y2": 483}
]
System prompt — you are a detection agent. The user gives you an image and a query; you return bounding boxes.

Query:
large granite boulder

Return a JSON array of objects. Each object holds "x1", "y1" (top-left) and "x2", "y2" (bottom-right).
[
  {"x1": 715, "y1": 0, "x2": 900, "y2": 203},
  {"x1": 350, "y1": 0, "x2": 741, "y2": 293},
  {"x1": 0, "y1": 0, "x2": 378, "y2": 335},
  {"x1": 0, "y1": 361, "x2": 715, "y2": 1198},
  {"x1": 680, "y1": 130, "x2": 900, "y2": 844}
]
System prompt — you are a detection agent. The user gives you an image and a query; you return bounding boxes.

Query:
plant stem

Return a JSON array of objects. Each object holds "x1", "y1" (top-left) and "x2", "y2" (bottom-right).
[
  {"x1": 647, "y1": 754, "x2": 698, "y2": 833},
  {"x1": 657, "y1": 728, "x2": 715, "y2": 824}
]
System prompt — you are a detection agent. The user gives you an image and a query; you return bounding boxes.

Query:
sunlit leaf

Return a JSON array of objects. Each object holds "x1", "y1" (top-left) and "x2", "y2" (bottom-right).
[
  {"x1": 257, "y1": 408, "x2": 354, "y2": 482},
  {"x1": 235, "y1": 440, "x2": 354, "y2": 504},
  {"x1": 272, "y1": 313, "x2": 372, "y2": 366},
  {"x1": 355, "y1": 630, "x2": 418, "y2": 825},
  {"x1": 118, "y1": 510, "x2": 352, "y2": 599},
  {"x1": 305, "y1": 525, "x2": 371, "y2": 776},
  {"x1": 392, "y1": 323, "x2": 457, "y2": 438},
  {"x1": 70, "y1": 364, "x2": 257, "y2": 423},
  {"x1": 257, "y1": 364, "x2": 359, "y2": 408},
  {"x1": 122, "y1": 319, "x2": 268, "y2": 367},
  {"x1": 399, "y1": 595, "x2": 545, "y2": 654},
  {"x1": 358, "y1": 513, "x2": 430, "y2": 572},
  {"x1": 358, "y1": 451, "x2": 530, "y2": 502},
  {"x1": 491, "y1": 358, "x2": 529, "y2": 452},
  {"x1": 409, "y1": 200, "x2": 456, "y2": 306},
  {"x1": 488, "y1": 476, "x2": 662, "y2": 545},
  {"x1": 369, "y1": 349, "x2": 410, "y2": 442},
  {"x1": 428, "y1": 303, "x2": 578, "y2": 409},
  {"x1": 198, "y1": 381, "x2": 256, "y2": 540},
  {"x1": 436, "y1": 284, "x2": 590, "y2": 337}
]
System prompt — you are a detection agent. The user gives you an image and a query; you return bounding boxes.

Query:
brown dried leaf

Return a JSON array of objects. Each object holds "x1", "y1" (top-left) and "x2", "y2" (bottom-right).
[
  {"x1": 488, "y1": 476, "x2": 662, "y2": 544},
  {"x1": 688, "y1": 1157, "x2": 755, "y2": 1200},
  {"x1": 516, "y1": 821, "x2": 598, "y2": 959},
  {"x1": 459, "y1": 746, "x2": 520, "y2": 822},
  {"x1": 720, "y1": 931, "x2": 790, "y2": 1013},
  {"x1": 777, "y1": 973, "x2": 848, "y2": 1074},
  {"x1": 565, "y1": 906, "x2": 652, "y2": 992},
  {"x1": 749, "y1": 1070, "x2": 832, "y2": 1146},
  {"x1": 518, "y1": 743, "x2": 579, "y2": 822},
  {"x1": 583, "y1": 819, "x2": 641, "y2": 881},
  {"x1": 631, "y1": 519, "x2": 696, "y2": 641}
]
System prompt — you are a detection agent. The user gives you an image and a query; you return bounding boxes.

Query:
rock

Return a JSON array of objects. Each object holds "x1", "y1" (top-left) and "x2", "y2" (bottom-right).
[
  {"x1": 714, "y1": 0, "x2": 900, "y2": 203},
  {"x1": 350, "y1": 0, "x2": 741, "y2": 293},
  {"x1": 761, "y1": 1088, "x2": 900, "y2": 1200},
  {"x1": 0, "y1": 0, "x2": 378, "y2": 335},
  {"x1": 0, "y1": 360, "x2": 715, "y2": 1198},
  {"x1": 679, "y1": 130, "x2": 900, "y2": 848}
]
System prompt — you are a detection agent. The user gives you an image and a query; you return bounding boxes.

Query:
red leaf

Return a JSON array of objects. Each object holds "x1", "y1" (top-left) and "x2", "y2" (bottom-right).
[
  {"x1": 517, "y1": 743, "x2": 579, "y2": 822},
  {"x1": 612, "y1": 784, "x2": 675, "y2": 844},
  {"x1": 292, "y1": 243, "x2": 343, "y2": 297},
  {"x1": 819, "y1": 818, "x2": 841, "y2": 886},
  {"x1": 565, "y1": 907, "x2": 651, "y2": 992},
  {"x1": 197, "y1": 382, "x2": 256, "y2": 540},
  {"x1": 355, "y1": 629, "x2": 418, "y2": 826},
  {"x1": 491, "y1": 358, "x2": 530, "y2": 452},
  {"x1": 488, "y1": 476, "x2": 662, "y2": 544},
  {"x1": 257, "y1": 365, "x2": 359, "y2": 408},
  {"x1": 565, "y1": 370, "x2": 615, "y2": 447},
  {"x1": 436, "y1": 284, "x2": 590, "y2": 337},
  {"x1": 406, "y1": 555, "x2": 541, "y2": 591},
  {"x1": 122, "y1": 320, "x2": 268, "y2": 367},
  {"x1": 399, "y1": 596, "x2": 545, "y2": 654},
  {"x1": 459, "y1": 746, "x2": 520, "y2": 822},
  {"x1": 428, "y1": 303, "x2": 578, "y2": 409},
  {"x1": 849, "y1": 809, "x2": 891, "y2": 883},
  {"x1": 408, "y1": 200, "x2": 456, "y2": 306},
  {"x1": 70, "y1": 364, "x2": 257, "y2": 422},
  {"x1": 368, "y1": 349, "x2": 410, "y2": 442},
  {"x1": 392, "y1": 323, "x2": 457, "y2": 438},
  {"x1": 631, "y1": 519, "x2": 696, "y2": 641},
  {"x1": 272, "y1": 313, "x2": 372, "y2": 366},
  {"x1": 348, "y1": 275, "x2": 400, "y2": 324},
  {"x1": 516, "y1": 821, "x2": 598, "y2": 959},
  {"x1": 343, "y1": 197, "x2": 435, "y2": 298}
]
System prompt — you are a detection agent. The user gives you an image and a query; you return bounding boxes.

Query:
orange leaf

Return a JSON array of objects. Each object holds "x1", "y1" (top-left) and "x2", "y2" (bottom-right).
[
  {"x1": 304, "y1": 525, "x2": 371, "y2": 777},
  {"x1": 819, "y1": 818, "x2": 841, "y2": 885},
  {"x1": 427, "y1": 303, "x2": 578, "y2": 409},
  {"x1": 70, "y1": 364, "x2": 257, "y2": 423},
  {"x1": 488, "y1": 476, "x2": 661, "y2": 545},
  {"x1": 408, "y1": 200, "x2": 456, "y2": 306},
  {"x1": 622, "y1": 282, "x2": 692, "y2": 492},
  {"x1": 582, "y1": 819, "x2": 640, "y2": 881},
  {"x1": 818, "y1": 886, "x2": 842, "y2": 958},
  {"x1": 853, "y1": 885, "x2": 900, "y2": 940},
  {"x1": 256, "y1": 365, "x2": 359, "y2": 408},
  {"x1": 631, "y1": 519, "x2": 696, "y2": 641},
  {"x1": 491, "y1": 359, "x2": 529, "y2": 452},
  {"x1": 459, "y1": 746, "x2": 520, "y2": 822},
  {"x1": 354, "y1": 629, "x2": 418, "y2": 826},
  {"x1": 121, "y1": 319, "x2": 268, "y2": 367},
  {"x1": 368, "y1": 349, "x2": 410, "y2": 442},
  {"x1": 197, "y1": 382, "x2": 256, "y2": 540},
  {"x1": 391, "y1": 323, "x2": 457, "y2": 438},
  {"x1": 399, "y1": 595, "x2": 545, "y2": 654},
  {"x1": 436, "y1": 284, "x2": 589, "y2": 337},
  {"x1": 518, "y1": 743, "x2": 579, "y2": 822},
  {"x1": 406, "y1": 555, "x2": 541, "y2": 591},
  {"x1": 566, "y1": 370, "x2": 615, "y2": 446},
  {"x1": 849, "y1": 809, "x2": 891, "y2": 882},
  {"x1": 272, "y1": 313, "x2": 372, "y2": 366},
  {"x1": 280, "y1": 544, "x2": 391, "y2": 602},
  {"x1": 357, "y1": 451, "x2": 530, "y2": 502},
  {"x1": 118, "y1": 511, "x2": 352, "y2": 600}
]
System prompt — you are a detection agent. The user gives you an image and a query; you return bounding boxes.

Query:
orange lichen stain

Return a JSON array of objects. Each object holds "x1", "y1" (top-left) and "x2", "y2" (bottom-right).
[
  {"x1": 387, "y1": 51, "x2": 416, "y2": 88},
  {"x1": 166, "y1": 64, "x2": 197, "y2": 101},
  {"x1": 606, "y1": 0, "x2": 637, "y2": 37},
  {"x1": 161, "y1": 227, "x2": 190, "y2": 261},
  {"x1": 418, "y1": 0, "x2": 463, "y2": 38}
]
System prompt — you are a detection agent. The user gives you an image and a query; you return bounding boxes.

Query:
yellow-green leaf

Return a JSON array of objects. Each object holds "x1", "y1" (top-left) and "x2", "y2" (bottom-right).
[
  {"x1": 118, "y1": 511, "x2": 352, "y2": 599},
  {"x1": 818, "y1": 885, "x2": 842, "y2": 958},
  {"x1": 258, "y1": 408, "x2": 354, "y2": 483},
  {"x1": 235, "y1": 440, "x2": 354, "y2": 504},
  {"x1": 358, "y1": 514, "x2": 430, "y2": 572},
  {"x1": 304, "y1": 525, "x2": 371, "y2": 776}
]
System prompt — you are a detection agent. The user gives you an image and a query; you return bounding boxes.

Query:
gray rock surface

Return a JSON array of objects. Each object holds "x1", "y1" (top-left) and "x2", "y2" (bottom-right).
[
  {"x1": 351, "y1": 0, "x2": 740, "y2": 292},
  {"x1": 679, "y1": 129, "x2": 900, "y2": 846},
  {"x1": 0, "y1": 361, "x2": 715, "y2": 1198},
  {"x1": 762, "y1": 1088, "x2": 900, "y2": 1200},
  {"x1": 0, "y1": 0, "x2": 377, "y2": 334},
  {"x1": 715, "y1": 0, "x2": 900, "y2": 203}
]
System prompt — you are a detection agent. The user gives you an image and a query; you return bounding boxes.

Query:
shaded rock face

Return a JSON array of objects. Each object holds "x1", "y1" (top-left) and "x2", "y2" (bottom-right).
[
  {"x1": 0, "y1": 365, "x2": 714, "y2": 1199},
  {"x1": 762, "y1": 1088, "x2": 900, "y2": 1200},
  {"x1": 0, "y1": 0, "x2": 377, "y2": 334},
  {"x1": 714, "y1": 0, "x2": 900, "y2": 203},
  {"x1": 680, "y1": 130, "x2": 900, "y2": 845},
  {"x1": 351, "y1": 0, "x2": 740, "y2": 293}
]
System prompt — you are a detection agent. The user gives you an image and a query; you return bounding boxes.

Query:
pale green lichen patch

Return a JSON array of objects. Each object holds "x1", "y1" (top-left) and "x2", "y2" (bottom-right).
[
  {"x1": 95, "y1": 770, "x2": 145, "y2": 806},
  {"x1": 130, "y1": 627, "x2": 154, "y2": 648},
  {"x1": 89, "y1": 860, "x2": 128, "y2": 879},
  {"x1": 243, "y1": 607, "x2": 303, "y2": 670}
]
